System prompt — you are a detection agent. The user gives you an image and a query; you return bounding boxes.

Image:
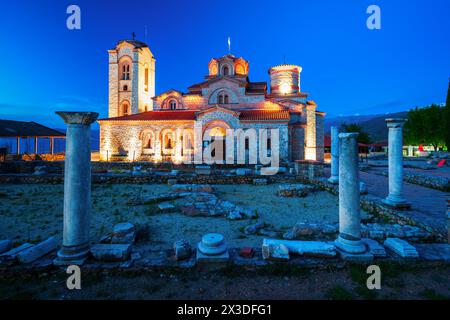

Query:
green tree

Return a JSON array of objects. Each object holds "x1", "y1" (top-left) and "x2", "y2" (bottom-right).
[
  {"x1": 340, "y1": 123, "x2": 371, "y2": 144},
  {"x1": 444, "y1": 79, "x2": 450, "y2": 150},
  {"x1": 404, "y1": 104, "x2": 445, "y2": 151}
]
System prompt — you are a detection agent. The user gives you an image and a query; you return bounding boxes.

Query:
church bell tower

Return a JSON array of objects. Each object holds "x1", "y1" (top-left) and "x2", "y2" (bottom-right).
[{"x1": 107, "y1": 39, "x2": 155, "y2": 118}]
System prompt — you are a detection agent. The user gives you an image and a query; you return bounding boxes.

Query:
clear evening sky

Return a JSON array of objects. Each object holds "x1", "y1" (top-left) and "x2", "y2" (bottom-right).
[{"x1": 0, "y1": 0, "x2": 449, "y2": 129}]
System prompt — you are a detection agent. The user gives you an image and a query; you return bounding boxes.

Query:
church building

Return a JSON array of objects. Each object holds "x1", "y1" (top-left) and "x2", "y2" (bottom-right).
[{"x1": 98, "y1": 39, "x2": 325, "y2": 164}]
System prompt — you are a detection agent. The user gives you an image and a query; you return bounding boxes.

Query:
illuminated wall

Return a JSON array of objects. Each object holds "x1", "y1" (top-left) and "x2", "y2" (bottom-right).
[{"x1": 268, "y1": 65, "x2": 301, "y2": 95}]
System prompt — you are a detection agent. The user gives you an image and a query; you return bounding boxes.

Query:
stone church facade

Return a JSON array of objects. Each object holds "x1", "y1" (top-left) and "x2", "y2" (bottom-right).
[{"x1": 98, "y1": 39, "x2": 325, "y2": 164}]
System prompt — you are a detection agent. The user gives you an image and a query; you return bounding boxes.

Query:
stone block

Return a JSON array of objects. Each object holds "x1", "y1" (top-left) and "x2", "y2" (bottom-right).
[
  {"x1": 0, "y1": 243, "x2": 33, "y2": 261},
  {"x1": 239, "y1": 247, "x2": 255, "y2": 258},
  {"x1": 17, "y1": 237, "x2": 58, "y2": 264},
  {"x1": 262, "y1": 243, "x2": 289, "y2": 261},
  {"x1": 113, "y1": 222, "x2": 135, "y2": 236},
  {"x1": 362, "y1": 238, "x2": 386, "y2": 257},
  {"x1": 195, "y1": 165, "x2": 211, "y2": 175},
  {"x1": 174, "y1": 240, "x2": 192, "y2": 261},
  {"x1": 158, "y1": 202, "x2": 176, "y2": 212},
  {"x1": 244, "y1": 221, "x2": 265, "y2": 235},
  {"x1": 263, "y1": 239, "x2": 337, "y2": 258},
  {"x1": 196, "y1": 249, "x2": 230, "y2": 262},
  {"x1": 384, "y1": 238, "x2": 419, "y2": 258},
  {"x1": 260, "y1": 167, "x2": 279, "y2": 175},
  {"x1": 360, "y1": 182, "x2": 368, "y2": 195},
  {"x1": 33, "y1": 166, "x2": 47, "y2": 175},
  {"x1": 369, "y1": 230, "x2": 385, "y2": 240},
  {"x1": 90, "y1": 244, "x2": 132, "y2": 262},
  {"x1": 337, "y1": 249, "x2": 374, "y2": 263},
  {"x1": 253, "y1": 178, "x2": 267, "y2": 186},
  {"x1": 227, "y1": 210, "x2": 242, "y2": 220},
  {"x1": 236, "y1": 168, "x2": 253, "y2": 176},
  {"x1": 0, "y1": 240, "x2": 12, "y2": 254},
  {"x1": 278, "y1": 184, "x2": 312, "y2": 197},
  {"x1": 172, "y1": 184, "x2": 214, "y2": 193}
]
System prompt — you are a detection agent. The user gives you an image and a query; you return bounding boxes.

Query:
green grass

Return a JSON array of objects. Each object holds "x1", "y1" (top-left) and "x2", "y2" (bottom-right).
[
  {"x1": 326, "y1": 286, "x2": 353, "y2": 300},
  {"x1": 354, "y1": 285, "x2": 378, "y2": 300},
  {"x1": 419, "y1": 289, "x2": 449, "y2": 300}
]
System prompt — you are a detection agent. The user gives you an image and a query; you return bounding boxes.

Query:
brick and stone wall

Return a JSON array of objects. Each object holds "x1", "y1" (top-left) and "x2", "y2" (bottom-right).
[{"x1": 315, "y1": 113, "x2": 325, "y2": 162}]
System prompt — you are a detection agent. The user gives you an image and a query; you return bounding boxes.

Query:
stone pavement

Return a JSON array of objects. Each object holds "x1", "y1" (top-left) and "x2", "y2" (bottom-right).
[{"x1": 324, "y1": 168, "x2": 448, "y2": 236}]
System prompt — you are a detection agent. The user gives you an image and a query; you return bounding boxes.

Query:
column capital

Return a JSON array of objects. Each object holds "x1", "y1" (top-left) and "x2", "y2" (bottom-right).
[
  {"x1": 56, "y1": 111, "x2": 99, "y2": 125},
  {"x1": 386, "y1": 118, "x2": 407, "y2": 128}
]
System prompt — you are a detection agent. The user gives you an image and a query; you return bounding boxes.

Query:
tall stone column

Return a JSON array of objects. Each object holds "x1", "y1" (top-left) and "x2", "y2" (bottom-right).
[
  {"x1": 304, "y1": 103, "x2": 316, "y2": 160},
  {"x1": 54, "y1": 112, "x2": 98, "y2": 265},
  {"x1": 382, "y1": 118, "x2": 410, "y2": 208},
  {"x1": 335, "y1": 133, "x2": 366, "y2": 254},
  {"x1": 328, "y1": 126, "x2": 340, "y2": 184}
]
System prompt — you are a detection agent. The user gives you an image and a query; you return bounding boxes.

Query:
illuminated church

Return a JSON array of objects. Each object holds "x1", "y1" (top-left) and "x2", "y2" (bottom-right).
[{"x1": 98, "y1": 39, "x2": 324, "y2": 163}]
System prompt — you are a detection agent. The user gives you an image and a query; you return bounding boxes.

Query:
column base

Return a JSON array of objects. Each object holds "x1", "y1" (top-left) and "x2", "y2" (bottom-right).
[
  {"x1": 382, "y1": 196, "x2": 411, "y2": 210},
  {"x1": 328, "y1": 176, "x2": 339, "y2": 184},
  {"x1": 335, "y1": 235, "x2": 366, "y2": 254},
  {"x1": 53, "y1": 243, "x2": 90, "y2": 266}
]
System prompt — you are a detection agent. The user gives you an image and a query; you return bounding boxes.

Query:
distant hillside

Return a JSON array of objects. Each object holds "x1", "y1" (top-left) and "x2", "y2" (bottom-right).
[
  {"x1": 357, "y1": 111, "x2": 408, "y2": 141},
  {"x1": 325, "y1": 111, "x2": 409, "y2": 142},
  {"x1": 325, "y1": 114, "x2": 377, "y2": 132}
]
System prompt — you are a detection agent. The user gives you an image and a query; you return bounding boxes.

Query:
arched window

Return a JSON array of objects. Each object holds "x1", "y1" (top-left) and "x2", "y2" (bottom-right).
[
  {"x1": 222, "y1": 65, "x2": 229, "y2": 76},
  {"x1": 122, "y1": 63, "x2": 130, "y2": 80},
  {"x1": 218, "y1": 92, "x2": 229, "y2": 104},
  {"x1": 120, "y1": 101, "x2": 130, "y2": 116},
  {"x1": 144, "y1": 68, "x2": 149, "y2": 92},
  {"x1": 164, "y1": 133, "x2": 173, "y2": 149},
  {"x1": 169, "y1": 99, "x2": 177, "y2": 110},
  {"x1": 145, "y1": 132, "x2": 153, "y2": 149}
]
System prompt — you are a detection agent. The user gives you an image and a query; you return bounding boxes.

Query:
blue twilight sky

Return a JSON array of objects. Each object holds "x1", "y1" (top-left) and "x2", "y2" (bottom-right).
[{"x1": 0, "y1": 0, "x2": 449, "y2": 129}]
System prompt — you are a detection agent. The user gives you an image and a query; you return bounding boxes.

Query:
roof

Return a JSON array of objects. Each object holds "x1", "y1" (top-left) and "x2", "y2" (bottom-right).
[
  {"x1": 239, "y1": 109, "x2": 290, "y2": 122},
  {"x1": 115, "y1": 40, "x2": 149, "y2": 49},
  {"x1": 99, "y1": 109, "x2": 290, "y2": 122},
  {"x1": 246, "y1": 82, "x2": 267, "y2": 94},
  {"x1": 0, "y1": 120, "x2": 65, "y2": 137},
  {"x1": 98, "y1": 110, "x2": 197, "y2": 122}
]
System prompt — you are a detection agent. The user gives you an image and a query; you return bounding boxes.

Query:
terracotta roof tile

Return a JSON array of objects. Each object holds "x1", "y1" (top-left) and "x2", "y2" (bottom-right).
[
  {"x1": 98, "y1": 110, "x2": 197, "y2": 122},
  {"x1": 239, "y1": 109, "x2": 290, "y2": 121}
]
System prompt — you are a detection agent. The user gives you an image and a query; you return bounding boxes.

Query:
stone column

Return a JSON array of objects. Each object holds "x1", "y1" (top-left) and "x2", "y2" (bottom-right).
[
  {"x1": 335, "y1": 133, "x2": 366, "y2": 254},
  {"x1": 328, "y1": 126, "x2": 340, "y2": 184},
  {"x1": 382, "y1": 118, "x2": 410, "y2": 208},
  {"x1": 304, "y1": 103, "x2": 316, "y2": 160},
  {"x1": 54, "y1": 112, "x2": 98, "y2": 265}
]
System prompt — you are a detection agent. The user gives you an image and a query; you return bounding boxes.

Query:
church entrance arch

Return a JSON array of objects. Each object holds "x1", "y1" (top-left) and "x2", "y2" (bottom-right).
[{"x1": 203, "y1": 120, "x2": 231, "y2": 163}]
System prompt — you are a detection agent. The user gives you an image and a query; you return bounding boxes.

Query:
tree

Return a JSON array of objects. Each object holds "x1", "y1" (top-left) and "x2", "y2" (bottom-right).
[
  {"x1": 444, "y1": 79, "x2": 450, "y2": 150},
  {"x1": 404, "y1": 104, "x2": 446, "y2": 151},
  {"x1": 340, "y1": 123, "x2": 371, "y2": 144}
]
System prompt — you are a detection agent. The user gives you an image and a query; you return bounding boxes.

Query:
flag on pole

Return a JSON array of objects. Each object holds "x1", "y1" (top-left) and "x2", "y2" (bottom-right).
[{"x1": 228, "y1": 36, "x2": 231, "y2": 53}]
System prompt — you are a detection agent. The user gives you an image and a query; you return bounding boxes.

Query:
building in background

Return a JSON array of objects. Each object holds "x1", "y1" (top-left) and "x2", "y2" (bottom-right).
[{"x1": 99, "y1": 39, "x2": 325, "y2": 163}]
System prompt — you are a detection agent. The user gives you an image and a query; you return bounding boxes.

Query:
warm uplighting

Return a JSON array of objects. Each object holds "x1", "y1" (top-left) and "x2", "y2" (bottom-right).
[
  {"x1": 305, "y1": 147, "x2": 316, "y2": 161},
  {"x1": 279, "y1": 82, "x2": 292, "y2": 95}
]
